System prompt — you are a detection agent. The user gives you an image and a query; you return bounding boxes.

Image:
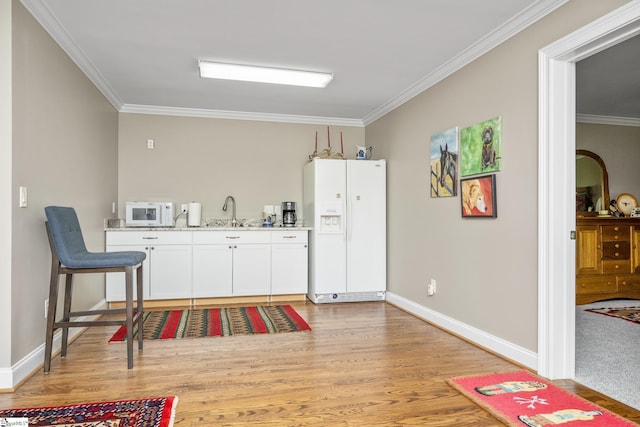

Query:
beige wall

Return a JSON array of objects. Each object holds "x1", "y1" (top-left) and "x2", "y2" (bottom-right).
[
  {"x1": 118, "y1": 114, "x2": 364, "y2": 224},
  {"x1": 1, "y1": 0, "x2": 12, "y2": 368},
  {"x1": 9, "y1": 0, "x2": 119, "y2": 365},
  {"x1": 366, "y1": 0, "x2": 630, "y2": 352},
  {"x1": 577, "y1": 123, "x2": 640, "y2": 200}
]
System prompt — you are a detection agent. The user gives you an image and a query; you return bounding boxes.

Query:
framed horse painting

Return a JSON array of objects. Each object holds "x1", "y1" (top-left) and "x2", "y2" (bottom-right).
[{"x1": 430, "y1": 127, "x2": 458, "y2": 198}]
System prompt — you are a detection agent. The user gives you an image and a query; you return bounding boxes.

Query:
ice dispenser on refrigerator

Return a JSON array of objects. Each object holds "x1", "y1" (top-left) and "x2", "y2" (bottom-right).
[{"x1": 318, "y1": 202, "x2": 343, "y2": 233}]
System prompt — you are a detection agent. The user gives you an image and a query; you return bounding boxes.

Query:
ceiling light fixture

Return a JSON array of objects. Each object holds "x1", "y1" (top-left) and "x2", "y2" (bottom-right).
[{"x1": 198, "y1": 60, "x2": 333, "y2": 88}]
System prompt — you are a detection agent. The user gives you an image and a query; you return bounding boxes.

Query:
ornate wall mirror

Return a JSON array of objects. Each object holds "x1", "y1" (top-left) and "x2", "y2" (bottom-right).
[{"x1": 576, "y1": 149, "x2": 610, "y2": 214}]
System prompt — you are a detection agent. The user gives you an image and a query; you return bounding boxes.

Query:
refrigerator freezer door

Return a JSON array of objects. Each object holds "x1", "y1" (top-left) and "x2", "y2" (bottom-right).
[{"x1": 304, "y1": 159, "x2": 348, "y2": 296}]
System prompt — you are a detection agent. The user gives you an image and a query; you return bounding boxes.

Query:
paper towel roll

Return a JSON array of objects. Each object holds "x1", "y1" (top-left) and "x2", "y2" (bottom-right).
[{"x1": 187, "y1": 202, "x2": 202, "y2": 227}]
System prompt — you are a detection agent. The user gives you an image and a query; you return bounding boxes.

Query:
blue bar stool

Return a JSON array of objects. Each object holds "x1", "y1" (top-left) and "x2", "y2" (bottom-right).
[{"x1": 44, "y1": 206, "x2": 146, "y2": 373}]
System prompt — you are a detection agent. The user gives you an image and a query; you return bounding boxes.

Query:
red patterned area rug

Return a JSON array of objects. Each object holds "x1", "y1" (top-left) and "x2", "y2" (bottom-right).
[
  {"x1": 585, "y1": 306, "x2": 640, "y2": 325},
  {"x1": 0, "y1": 396, "x2": 177, "y2": 426},
  {"x1": 447, "y1": 370, "x2": 638, "y2": 426},
  {"x1": 109, "y1": 305, "x2": 311, "y2": 342}
]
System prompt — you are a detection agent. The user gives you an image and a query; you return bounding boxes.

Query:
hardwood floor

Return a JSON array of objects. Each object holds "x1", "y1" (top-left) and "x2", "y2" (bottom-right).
[{"x1": 2, "y1": 301, "x2": 639, "y2": 426}]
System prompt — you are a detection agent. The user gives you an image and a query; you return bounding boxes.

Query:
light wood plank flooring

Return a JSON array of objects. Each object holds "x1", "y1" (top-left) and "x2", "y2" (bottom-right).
[{"x1": 1, "y1": 302, "x2": 639, "y2": 426}]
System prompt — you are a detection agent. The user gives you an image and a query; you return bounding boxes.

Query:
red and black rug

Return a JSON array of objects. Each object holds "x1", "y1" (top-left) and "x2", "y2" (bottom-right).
[
  {"x1": 0, "y1": 396, "x2": 177, "y2": 426},
  {"x1": 109, "y1": 305, "x2": 311, "y2": 342},
  {"x1": 447, "y1": 370, "x2": 637, "y2": 426},
  {"x1": 585, "y1": 306, "x2": 640, "y2": 325}
]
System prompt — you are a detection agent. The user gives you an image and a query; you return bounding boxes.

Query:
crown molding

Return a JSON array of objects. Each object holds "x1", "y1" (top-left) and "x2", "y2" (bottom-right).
[
  {"x1": 362, "y1": 0, "x2": 569, "y2": 126},
  {"x1": 21, "y1": 0, "x2": 566, "y2": 127},
  {"x1": 20, "y1": 0, "x2": 124, "y2": 109},
  {"x1": 576, "y1": 114, "x2": 640, "y2": 127},
  {"x1": 119, "y1": 104, "x2": 365, "y2": 127}
]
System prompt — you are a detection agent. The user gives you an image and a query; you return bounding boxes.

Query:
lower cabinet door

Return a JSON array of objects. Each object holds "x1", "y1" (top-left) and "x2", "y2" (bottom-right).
[
  {"x1": 232, "y1": 244, "x2": 271, "y2": 296},
  {"x1": 271, "y1": 243, "x2": 308, "y2": 294},
  {"x1": 192, "y1": 245, "x2": 233, "y2": 297},
  {"x1": 106, "y1": 245, "x2": 150, "y2": 302},
  {"x1": 148, "y1": 244, "x2": 192, "y2": 299}
]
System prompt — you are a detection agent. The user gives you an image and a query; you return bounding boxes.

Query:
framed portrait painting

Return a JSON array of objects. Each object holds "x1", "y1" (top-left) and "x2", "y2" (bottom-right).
[
  {"x1": 430, "y1": 127, "x2": 458, "y2": 198},
  {"x1": 460, "y1": 174, "x2": 497, "y2": 218},
  {"x1": 460, "y1": 116, "x2": 502, "y2": 176}
]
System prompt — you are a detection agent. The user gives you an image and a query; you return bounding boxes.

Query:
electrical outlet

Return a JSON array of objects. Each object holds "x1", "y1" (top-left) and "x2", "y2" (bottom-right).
[
  {"x1": 19, "y1": 186, "x2": 28, "y2": 208},
  {"x1": 44, "y1": 299, "x2": 49, "y2": 318},
  {"x1": 181, "y1": 204, "x2": 188, "y2": 214},
  {"x1": 427, "y1": 279, "x2": 436, "y2": 296}
]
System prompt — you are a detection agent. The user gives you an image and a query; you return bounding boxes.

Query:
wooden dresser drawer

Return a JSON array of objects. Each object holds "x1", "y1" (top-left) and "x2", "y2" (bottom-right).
[
  {"x1": 576, "y1": 276, "x2": 616, "y2": 294},
  {"x1": 602, "y1": 241, "x2": 630, "y2": 259},
  {"x1": 602, "y1": 260, "x2": 631, "y2": 274},
  {"x1": 617, "y1": 276, "x2": 640, "y2": 292},
  {"x1": 601, "y1": 225, "x2": 630, "y2": 241}
]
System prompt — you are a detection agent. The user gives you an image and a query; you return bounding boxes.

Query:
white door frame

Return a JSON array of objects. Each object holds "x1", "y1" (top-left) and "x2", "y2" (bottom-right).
[{"x1": 538, "y1": 1, "x2": 640, "y2": 379}]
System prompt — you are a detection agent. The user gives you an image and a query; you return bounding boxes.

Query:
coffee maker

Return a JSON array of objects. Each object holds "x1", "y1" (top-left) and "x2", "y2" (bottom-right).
[{"x1": 282, "y1": 202, "x2": 297, "y2": 227}]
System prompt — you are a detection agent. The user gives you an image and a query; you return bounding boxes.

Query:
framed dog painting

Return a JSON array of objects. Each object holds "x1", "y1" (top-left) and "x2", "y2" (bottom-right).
[
  {"x1": 460, "y1": 174, "x2": 497, "y2": 218},
  {"x1": 460, "y1": 116, "x2": 502, "y2": 176}
]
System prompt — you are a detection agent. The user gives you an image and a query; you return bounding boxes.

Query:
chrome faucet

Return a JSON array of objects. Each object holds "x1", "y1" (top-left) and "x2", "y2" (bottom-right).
[{"x1": 222, "y1": 195, "x2": 237, "y2": 227}]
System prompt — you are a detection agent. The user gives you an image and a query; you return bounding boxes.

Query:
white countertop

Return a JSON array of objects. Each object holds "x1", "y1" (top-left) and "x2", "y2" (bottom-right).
[
  {"x1": 105, "y1": 218, "x2": 310, "y2": 231},
  {"x1": 105, "y1": 225, "x2": 311, "y2": 232}
]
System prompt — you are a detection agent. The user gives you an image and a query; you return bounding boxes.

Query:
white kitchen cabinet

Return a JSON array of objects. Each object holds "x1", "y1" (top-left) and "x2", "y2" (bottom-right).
[
  {"x1": 192, "y1": 231, "x2": 271, "y2": 297},
  {"x1": 106, "y1": 231, "x2": 192, "y2": 301},
  {"x1": 105, "y1": 244, "x2": 150, "y2": 301},
  {"x1": 192, "y1": 245, "x2": 233, "y2": 297},
  {"x1": 107, "y1": 228, "x2": 309, "y2": 301},
  {"x1": 271, "y1": 231, "x2": 308, "y2": 295}
]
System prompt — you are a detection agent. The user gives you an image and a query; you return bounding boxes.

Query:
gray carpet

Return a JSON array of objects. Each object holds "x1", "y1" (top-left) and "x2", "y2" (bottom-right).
[{"x1": 576, "y1": 299, "x2": 640, "y2": 410}]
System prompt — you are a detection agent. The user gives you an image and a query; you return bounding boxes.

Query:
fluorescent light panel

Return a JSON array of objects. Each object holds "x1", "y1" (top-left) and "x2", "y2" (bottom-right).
[{"x1": 198, "y1": 61, "x2": 333, "y2": 88}]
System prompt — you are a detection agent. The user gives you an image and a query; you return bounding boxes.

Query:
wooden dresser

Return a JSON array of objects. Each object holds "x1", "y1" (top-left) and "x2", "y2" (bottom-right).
[{"x1": 576, "y1": 217, "x2": 640, "y2": 304}]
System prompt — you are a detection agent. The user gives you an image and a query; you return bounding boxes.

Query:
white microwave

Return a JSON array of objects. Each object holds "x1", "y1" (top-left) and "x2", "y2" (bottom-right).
[{"x1": 125, "y1": 202, "x2": 175, "y2": 227}]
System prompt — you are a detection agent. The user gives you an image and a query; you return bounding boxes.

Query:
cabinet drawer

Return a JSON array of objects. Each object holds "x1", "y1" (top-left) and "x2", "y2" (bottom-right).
[
  {"x1": 617, "y1": 275, "x2": 640, "y2": 292},
  {"x1": 602, "y1": 260, "x2": 631, "y2": 274},
  {"x1": 193, "y1": 230, "x2": 271, "y2": 245},
  {"x1": 602, "y1": 241, "x2": 630, "y2": 259},
  {"x1": 106, "y1": 231, "x2": 192, "y2": 245},
  {"x1": 576, "y1": 276, "x2": 616, "y2": 294},
  {"x1": 601, "y1": 225, "x2": 630, "y2": 241},
  {"x1": 272, "y1": 230, "x2": 308, "y2": 243}
]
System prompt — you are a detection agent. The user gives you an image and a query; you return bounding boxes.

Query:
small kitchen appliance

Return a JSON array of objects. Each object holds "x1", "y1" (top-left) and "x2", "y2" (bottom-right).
[
  {"x1": 282, "y1": 201, "x2": 297, "y2": 227},
  {"x1": 125, "y1": 202, "x2": 174, "y2": 227}
]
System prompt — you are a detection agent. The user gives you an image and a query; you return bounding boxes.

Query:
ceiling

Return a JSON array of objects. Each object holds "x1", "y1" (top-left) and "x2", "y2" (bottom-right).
[
  {"x1": 576, "y1": 34, "x2": 640, "y2": 122},
  {"x1": 19, "y1": 0, "x2": 638, "y2": 126}
]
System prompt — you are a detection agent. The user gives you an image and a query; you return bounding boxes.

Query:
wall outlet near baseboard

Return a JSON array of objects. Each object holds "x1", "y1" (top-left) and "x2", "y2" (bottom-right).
[
  {"x1": 427, "y1": 279, "x2": 436, "y2": 296},
  {"x1": 44, "y1": 299, "x2": 49, "y2": 318}
]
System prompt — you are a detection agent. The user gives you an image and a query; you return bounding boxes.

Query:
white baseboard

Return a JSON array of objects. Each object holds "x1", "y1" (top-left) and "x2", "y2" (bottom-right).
[
  {"x1": 0, "y1": 300, "x2": 107, "y2": 390},
  {"x1": 385, "y1": 292, "x2": 538, "y2": 370}
]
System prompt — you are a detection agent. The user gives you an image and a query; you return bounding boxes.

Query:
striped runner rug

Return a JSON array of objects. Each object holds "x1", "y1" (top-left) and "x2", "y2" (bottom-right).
[{"x1": 109, "y1": 305, "x2": 311, "y2": 342}]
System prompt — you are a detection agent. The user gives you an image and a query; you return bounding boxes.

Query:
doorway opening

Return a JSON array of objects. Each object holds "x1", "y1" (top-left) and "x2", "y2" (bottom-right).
[{"x1": 538, "y1": 2, "x2": 640, "y2": 379}]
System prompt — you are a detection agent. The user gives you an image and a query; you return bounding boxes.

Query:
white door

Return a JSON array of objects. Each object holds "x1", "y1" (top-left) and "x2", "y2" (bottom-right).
[
  {"x1": 312, "y1": 160, "x2": 347, "y2": 294},
  {"x1": 347, "y1": 160, "x2": 386, "y2": 293},
  {"x1": 192, "y1": 244, "x2": 233, "y2": 297},
  {"x1": 106, "y1": 244, "x2": 150, "y2": 301},
  {"x1": 232, "y1": 244, "x2": 271, "y2": 296},
  {"x1": 148, "y1": 244, "x2": 192, "y2": 299},
  {"x1": 271, "y1": 243, "x2": 308, "y2": 294}
]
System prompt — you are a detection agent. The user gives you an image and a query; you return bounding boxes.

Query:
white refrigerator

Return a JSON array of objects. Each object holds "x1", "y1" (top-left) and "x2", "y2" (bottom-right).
[{"x1": 303, "y1": 158, "x2": 386, "y2": 303}]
